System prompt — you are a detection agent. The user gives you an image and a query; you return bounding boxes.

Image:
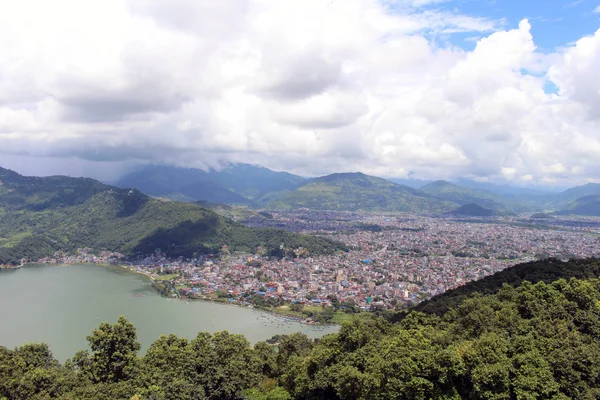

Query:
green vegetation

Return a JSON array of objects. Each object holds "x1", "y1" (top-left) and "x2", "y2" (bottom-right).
[
  {"x1": 153, "y1": 274, "x2": 179, "y2": 282},
  {"x1": 550, "y1": 182, "x2": 600, "y2": 209},
  {"x1": 268, "y1": 172, "x2": 455, "y2": 213},
  {"x1": 449, "y1": 203, "x2": 496, "y2": 217},
  {"x1": 270, "y1": 305, "x2": 356, "y2": 325},
  {"x1": 420, "y1": 180, "x2": 507, "y2": 210},
  {"x1": 0, "y1": 167, "x2": 107, "y2": 212},
  {"x1": 556, "y1": 194, "x2": 600, "y2": 216},
  {"x1": 6, "y1": 258, "x2": 600, "y2": 398},
  {"x1": 0, "y1": 168, "x2": 347, "y2": 265},
  {"x1": 410, "y1": 257, "x2": 600, "y2": 316}
]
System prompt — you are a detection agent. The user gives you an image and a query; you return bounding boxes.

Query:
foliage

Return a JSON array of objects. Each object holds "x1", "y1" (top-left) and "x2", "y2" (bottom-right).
[
  {"x1": 449, "y1": 203, "x2": 495, "y2": 217},
  {"x1": 6, "y1": 267, "x2": 600, "y2": 398},
  {"x1": 86, "y1": 316, "x2": 141, "y2": 384},
  {"x1": 267, "y1": 172, "x2": 455, "y2": 213},
  {"x1": 420, "y1": 180, "x2": 507, "y2": 211}
]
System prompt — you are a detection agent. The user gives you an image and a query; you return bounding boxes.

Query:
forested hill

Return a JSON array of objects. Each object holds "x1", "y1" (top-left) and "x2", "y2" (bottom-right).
[
  {"x1": 411, "y1": 257, "x2": 600, "y2": 316},
  {"x1": 0, "y1": 166, "x2": 108, "y2": 211},
  {"x1": 0, "y1": 168, "x2": 346, "y2": 265},
  {"x1": 5, "y1": 272, "x2": 600, "y2": 398},
  {"x1": 268, "y1": 172, "x2": 455, "y2": 213},
  {"x1": 556, "y1": 194, "x2": 600, "y2": 216},
  {"x1": 420, "y1": 180, "x2": 506, "y2": 210}
]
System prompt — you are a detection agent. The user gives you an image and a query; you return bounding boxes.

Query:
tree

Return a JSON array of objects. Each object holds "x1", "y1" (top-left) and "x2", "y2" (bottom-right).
[
  {"x1": 276, "y1": 333, "x2": 314, "y2": 372},
  {"x1": 191, "y1": 331, "x2": 262, "y2": 399},
  {"x1": 87, "y1": 316, "x2": 141, "y2": 384},
  {"x1": 138, "y1": 334, "x2": 199, "y2": 400},
  {"x1": 254, "y1": 342, "x2": 277, "y2": 378}
]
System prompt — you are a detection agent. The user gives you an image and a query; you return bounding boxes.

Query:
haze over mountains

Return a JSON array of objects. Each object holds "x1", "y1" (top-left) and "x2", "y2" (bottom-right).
[
  {"x1": 114, "y1": 164, "x2": 306, "y2": 205},
  {"x1": 420, "y1": 180, "x2": 506, "y2": 211},
  {"x1": 110, "y1": 163, "x2": 600, "y2": 216}
]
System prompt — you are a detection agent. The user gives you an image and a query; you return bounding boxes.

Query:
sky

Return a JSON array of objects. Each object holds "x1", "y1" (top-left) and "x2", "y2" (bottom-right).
[{"x1": 0, "y1": 0, "x2": 600, "y2": 187}]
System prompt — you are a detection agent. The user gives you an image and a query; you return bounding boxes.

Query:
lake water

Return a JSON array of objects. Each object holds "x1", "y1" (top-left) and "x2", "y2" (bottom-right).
[{"x1": 0, "y1": 264, "x2": 338, "y2": 361}]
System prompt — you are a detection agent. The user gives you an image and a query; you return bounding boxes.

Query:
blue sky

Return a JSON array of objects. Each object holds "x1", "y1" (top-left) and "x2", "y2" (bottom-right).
[{"x1": 437, "y1": 0, "x2": 600, "y2": 51}]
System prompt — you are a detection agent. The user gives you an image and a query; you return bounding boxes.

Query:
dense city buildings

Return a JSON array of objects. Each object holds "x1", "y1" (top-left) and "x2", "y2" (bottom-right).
[{"x1": 36, "y1": 211, "x2": 600, "y2": 312}]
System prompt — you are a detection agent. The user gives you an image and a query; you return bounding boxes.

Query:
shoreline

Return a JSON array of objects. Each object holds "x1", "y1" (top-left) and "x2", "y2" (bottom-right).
[
  {"x1": 0, "y1": 264, "x2": 23, "y2": 270},
  {"x1": 19, "y1": 261, "x2": 341, "y2": 326}
]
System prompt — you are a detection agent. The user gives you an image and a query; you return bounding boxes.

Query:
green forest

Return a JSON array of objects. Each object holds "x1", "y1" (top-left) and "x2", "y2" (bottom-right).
[{"x1": 4, "y1": 258, "x2": 600, "y2": 399}]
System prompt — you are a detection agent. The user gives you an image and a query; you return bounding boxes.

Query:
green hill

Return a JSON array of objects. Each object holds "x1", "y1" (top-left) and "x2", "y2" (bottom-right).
[
  {"x1": 550, "y1": 183, "x2": 600, "y2": 209},
  {"x1": 0, "y1": 166, "x2": 108, "y2": 211},
  {"x1": 268, "y1": 172, "x2": 456, "y2": 213},
  {"x1": 555, "y1": 194, "x2": 600, "y2": 216},
  {"x1": 449, "y1": 203, "x2": 495, "y2": 217},
  {"x1": 420, "y1": 180, "x2": 506, "y2": 210},
  {"x1": 0, "y1": 168, "x2": 346, "y2": 265}
]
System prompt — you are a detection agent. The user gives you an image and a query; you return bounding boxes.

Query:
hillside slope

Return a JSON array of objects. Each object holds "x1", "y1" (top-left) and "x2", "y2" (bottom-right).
[
  {"x1": 0, "y1": 166, "x2": 108, "y2": 211},
  {"x1": 550, "y1": 183, "x2": 600, "y2": 209},
  {"x1": 555, "y1": 194, "x2": 600, "y2": 216},
  {"x1": 268, "y1": 172, "x2": 456, "y2": 213},
  {"x1": 420, "y1": 180, "x2": 506, "y2": 210},
  {"x1": 114, "y1": 164, "x2": 251, "y2": 204},
  {"x1": 449, "y1": 203, "x2": 495, "y2": 217},
  {"x1": 206, "y1": 163, "x2": 306, "y2": 202},
  {"x1": 0, "y1": 168, "x2": 346, "y2": 265},
  {"x1": 411, "y1": 257, "x2": 600, "y2": 316}
]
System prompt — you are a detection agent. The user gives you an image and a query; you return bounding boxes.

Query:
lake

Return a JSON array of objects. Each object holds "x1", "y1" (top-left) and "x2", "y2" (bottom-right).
[{"x1": 0, "y1": 264, "x2": 339, "y2": 361}]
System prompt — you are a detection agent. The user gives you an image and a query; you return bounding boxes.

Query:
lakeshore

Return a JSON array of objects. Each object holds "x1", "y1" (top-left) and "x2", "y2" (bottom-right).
[
  {"x1": 0, "y1": 263, "x2": 339, "y2": 361},
  {"x1": 28, "y1": 261, "x2": 349, "y2": 325}
]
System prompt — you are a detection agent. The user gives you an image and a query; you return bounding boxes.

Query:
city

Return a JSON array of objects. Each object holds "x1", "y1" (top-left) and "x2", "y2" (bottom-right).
[{"x1": 35, "y1": 211, "x2": 600, "y2": 317}]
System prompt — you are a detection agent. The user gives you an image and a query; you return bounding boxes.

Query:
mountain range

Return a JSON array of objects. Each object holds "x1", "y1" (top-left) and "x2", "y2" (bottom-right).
[
  {"x1": 114, "y1": 165, "x2": 514, "y2": 213},
  {"x1": 8, "y1": 162, "x2": 600, "y2": 216},
  {"x1": 0, "y1": 166, "x2": 345, "y2": 265},
  {"x1": 114, "y1": 164, "x2": 305, "y2": 205},
  {"x1": 555, "y1": 194, "x2": 600, "y2": 217},
  {"x1": 420, "y1": 180, "x2": 506, "y2": 210},
  {"x1": 448, "y1": 203, "x2": 496, "y2": 217}
]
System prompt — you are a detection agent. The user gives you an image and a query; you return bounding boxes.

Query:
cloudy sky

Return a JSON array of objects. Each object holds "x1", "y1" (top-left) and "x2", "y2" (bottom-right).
[{"x1": 1, "y1": 0, "x2": 599, "y2": 186}]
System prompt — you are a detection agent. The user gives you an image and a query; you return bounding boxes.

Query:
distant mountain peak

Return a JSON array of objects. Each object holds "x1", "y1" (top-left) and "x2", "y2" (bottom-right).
[
  {"x1": 114, "y1": 163, "x2": 305, "y2": 205},
  {"x1": 424, "y1": 180, "x2": 454, "y2": 188},
  {"x1": 0, "y1": 166, "x2": 20, "y2": 178},
  {"x1": 269, "y1": 171, "x2": 454, "y2": 213},
  {"x1": 321, "y1": 172, "x2": 367, "y2": 179}
]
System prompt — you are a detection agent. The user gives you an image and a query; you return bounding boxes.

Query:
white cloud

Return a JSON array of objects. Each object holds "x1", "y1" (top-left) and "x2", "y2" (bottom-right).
[
  {"x1": 593, "y1": 5, "x2": 600, "y2": 13},
  {"x1": 0, "y1": 0, "x2": 599, "y2": 186}
]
